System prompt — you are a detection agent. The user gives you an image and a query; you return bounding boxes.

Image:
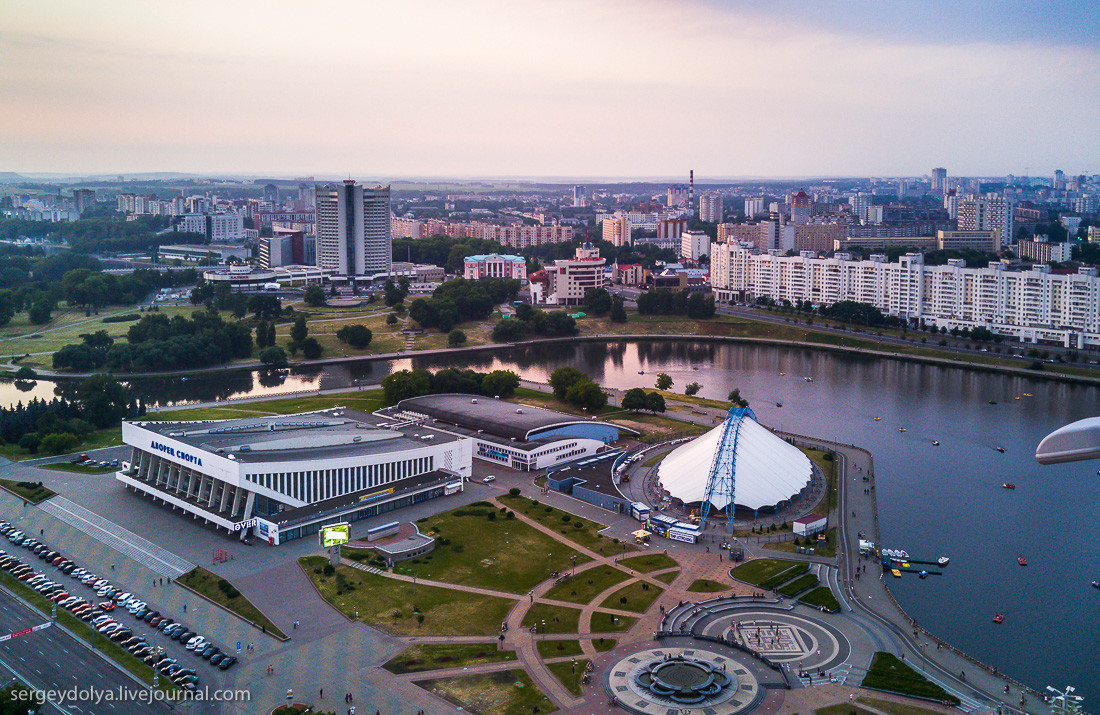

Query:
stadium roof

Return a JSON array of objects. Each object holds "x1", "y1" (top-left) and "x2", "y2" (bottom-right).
[
  {"x1": 392, "y1": 394, "x2": 632, "y2": 441},
  {"x1": 657, "y1": 412, "x2": 811, "y2": 511}
]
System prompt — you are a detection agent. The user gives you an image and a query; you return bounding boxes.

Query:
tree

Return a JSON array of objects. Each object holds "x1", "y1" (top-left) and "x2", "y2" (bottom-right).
[
  {"x1": 40, "y1": 432, "x2": 78, "y2": 454},
  {"x1": 77, "y1": 373, "x2": 129, "y2": 428},
  {"x1": 336, "y1": 324, "x2": 373, "y2": 348},
  {"x1": 481, "y1": 370, "x2": 520, "y2": 398},
  {"x1": 299, "y1": 337, "x2": 323, "y2": 359},
  {"x1": 447, "y1": 329, "x2": 466, "y2": 347},
  {"x1": 381, "y1": 369, "x2": 432, "y2": 405},
  {"x1": 655, "y1": 373, "x2": 673, "y2": 391},
  {"x1": 0, "y1": 290, "x2": 14, "y2": 327},
  {"x1": 13, "y1": 366, "x2": 36, "y2": 381},
  {"x1": 303, "y1": 284, "x2": 326, "y2": 307},
  {"x1": 290, "y1": 315, "x2": 308, "y2": 344},
  {"x1": 621, "y1": 387, "x2": 648, "y2": 411},
  {"x1": 28, "y1": 297, "x2": 52, "y2": 324},
  {"x1": 584, "y1": 288, "x2": 613, "y2": 316},
  {"x1": 259, "y1": 346, "x2": 288, "y2": 369},
  {"x1": 685, "y1": 382, "x2": 702, "y2": 396},
  {"x1": 644, "y1": 391, "x2": 666, "y2": 413},
  {"x1": 609, "y1": 296, "x2": 627, "y2": 323},
  {"x1": 255, "y1": 321, "x2": 271, "y2": 348},
  {"x1": 550, "y1": 366, "x2": 588, "y2": 399},
  {"x1": 492, "y1": 318, "x2": 527, "y2": 342},
  {"x1": 386, "y1": 314, "x2": 398, "y2": 325},
  {"x1": 248, "y1": 294, "x2": 282, "y2": 319},
  {"x1": 727, "y1": 389, "x2": 749, "y2": 408},
  {"x1": 564, "y1": 380, "x2": 607, "y2": 412},
  {"x1": 384, "y1": 279, "x2": 407, "y2": 307}
]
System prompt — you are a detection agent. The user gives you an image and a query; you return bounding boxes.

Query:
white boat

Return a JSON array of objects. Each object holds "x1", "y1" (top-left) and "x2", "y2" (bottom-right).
[
  {"x1": 803, "y1": 376, "x2": 813, "y2": 382},
  {"x1": 937, "y1": 556, "x2": 950, "y2": 566}
]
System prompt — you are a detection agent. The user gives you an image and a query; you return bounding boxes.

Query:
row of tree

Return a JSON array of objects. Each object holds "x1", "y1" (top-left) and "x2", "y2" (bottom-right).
[
  {"x1": 548, "y1": 367, "x2": 607, "y2": 412},
  {"x1": 636, "y1": 289, "x2": 716, "y2": 319},
  {"x1": 492, "y1": 304, "x2": 578, "y2": 342},
  {"x1": 409, "y1": 278, "x2": 520, "y2": 332},
  {"x1": 380, "y1": 368, "x2": 521, "y2": 406},
  {"x1": 0, "y1": 375, "x2": 135, "y2": 454}
]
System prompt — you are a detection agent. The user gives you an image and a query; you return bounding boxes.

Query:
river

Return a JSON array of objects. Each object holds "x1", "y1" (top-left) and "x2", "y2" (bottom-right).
[{"x1": 4, "y1": 340, "x2": 1098, "y2": 700}]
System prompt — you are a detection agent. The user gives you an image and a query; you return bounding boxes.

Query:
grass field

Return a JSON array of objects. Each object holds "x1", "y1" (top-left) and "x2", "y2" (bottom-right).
[
  {"x1": 536, "y1": 639, "x2": 584, "y2": 659},
  {"x1": 593, "y1": 637, "x2": 616, "y2": 652},
  {"x1": 0, "y1": 425, "x2": 123, "y2": 462},
  {"x1": 687, "y1": 579, "x2": 730, "y2": 593},
  {"x1": 655, "y1": 570, "x2": 680, "y2": 584},
  {"x1": 590, "y1": 611, "x2": 637, "y2": 633},
  {"x1": 799, "y1": 587, "x2": 841, "y2": 612},
  {"x1": 729, "y1": 558, "x2": 803, "y2": 587},
  {"x1": 764, "y1": 528, "x2": 837, "y2": 558},
  {"x1": 498, "y1": 494, "x2": 630, "y2": 557},
  {"x1": 383, "y1": 643, "x2": 517, "y2": 674},
  {"x1": 760, "y1": 562, "x2": 810, "y2": 590},
  {"x1": 857, "y1": 696, "x2": 952, "y2": 715},
  {"x1": 547, "y1": 658, "x2": 590, "y2": 696},
  {"x1": 641, "y1": 449, "x2": 670, "y2": 468},
  {"x1": 414, "y1": 669, "x2": 557, "y2": 715},
  {"x1": 618, "y1": 553, "x2": 678, "y2": 573},
  {"x1": 776, "y1": 573, "x2": 819, "y2": 597},
  {"x1": 520, "y1": 603, "x2": 581, "y2": 634},
  {"x1": 301, "y1": 556, "x2": 513, "y2": 635},
  {"x1": 599, "y1": 581, "x2": 663, "y2": 614},
  {"x1": 0, "y1": 478, "x2": 55, "y2": 504},
  {"x1": 861, "y1": 652, "x2": 960, "y2": 705},
  {"x1": 543, "y1": 565, "x2": 630, "y2": 605},
  {"x1": 177, "y1": 567, "x2": 287, "y2": 639},
  {"x1": 409, "y1": 504, "x2": 588, "y2": 593}
]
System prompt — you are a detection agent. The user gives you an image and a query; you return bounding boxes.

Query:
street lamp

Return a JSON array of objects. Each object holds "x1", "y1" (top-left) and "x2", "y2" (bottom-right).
[
  {"x1": 1046, "y1": 686, "x2": 1084, "y2": 715},
  {"x1": 570, "y1": 555, "x2": 577, "y2": 576}
]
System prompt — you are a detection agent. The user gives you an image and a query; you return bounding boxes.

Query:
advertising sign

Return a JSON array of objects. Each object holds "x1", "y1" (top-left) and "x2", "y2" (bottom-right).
[{"x1": 320, "y1": 522, "x2": 350, "y2": 547}]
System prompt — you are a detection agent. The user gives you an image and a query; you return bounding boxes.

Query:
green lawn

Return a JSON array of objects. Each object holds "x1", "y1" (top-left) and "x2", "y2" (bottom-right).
[
  {"x1": 777, "y1": 573, "x2": 819, "y2": 597},
  {"x1": 543, "y1": 565, "x2": 630, "y2": 605},
  {"x1": 38, "y1": 462, "x2": 115, "y2": 474},
  {"x1": 729, "y1": 558, "x2": 804, "y2": 587},
  {"x1": 687, "y1": 579, "x2": 730, "y2": 593},
  {"x1": 590, "y1": 611, "x2": 637, "y2": 633},
  {"x1": 655, "y1": 570, "x2": 680, "y2": 584},
  {"x1": 301, "y1": 556, "x2": 514, "y2": 635},
  {"x1": 857, "y1": 697, "x2": 952, "y2": 715},
  {"x1": 177, "y1": 567, "x2": 287, "y2": 639},
  {"x1": 414, "y1": 669, "x2": 558, "y2": 715},
  {"x1": 409, "y1": 504, "x2": 588, "y2": 593},
  {"x1": 521, "y1": 603, "x2": 582, "y2": 634},
  {"x1": 861, "y1": 652, "x2": 960, "y2": 705},
  {"x1": 599, "y1": 581, "x2": 663, "y2": 614},
  {"x1": 593, "y1": 637, "x2": 616, "y2": 652},
  {"x1": 641, "y1": 450, "x2": 670, "y2": 468},
  {"x1": 547, "y1": 658, "x2": 590, "y2": 696},
  {"x1": 536, "y1": 639, "x2": 584, "y2": 659},
  {"x1": 0, "y1": 478, "x2": 55, "y2": 504},
  {"x1": 383, "y1": 643, "x2": 517, "y2": 674},
  {"x1": 498, "y1": 495, "x2": 632, "y2": 557},
  {"x1": 618, "y1": 553, "x2": 678, "y2": 573},
  {"x1": 799, "y1": 587, "x2": 841, "y2": 612},
  {"x1": 764, "y1": 528, "x2": 837, "y2": 558},
  {"x1": 0, "y1": 426, "x2": 122, "y2": 462}
]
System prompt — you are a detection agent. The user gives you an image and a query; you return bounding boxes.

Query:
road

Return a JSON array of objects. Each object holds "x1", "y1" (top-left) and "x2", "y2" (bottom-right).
[{"x1": 0, "y1": 586, "x2": 171, "y2": 715}]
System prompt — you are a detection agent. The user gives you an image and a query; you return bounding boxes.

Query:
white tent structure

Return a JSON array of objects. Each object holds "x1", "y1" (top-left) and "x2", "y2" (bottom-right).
[{"x1": 657, "y1": 410, "x2": 812, "y2": 513}]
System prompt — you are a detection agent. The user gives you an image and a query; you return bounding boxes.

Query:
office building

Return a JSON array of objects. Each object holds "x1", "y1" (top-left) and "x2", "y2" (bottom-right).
[
  {"x1": 543, "y1": 243, "x2": 606, "y2": 306},
  {"x1": 177, "y1": 213, "x2": 246, "y2": 243},
  {"x1": 932, "y1": 168, "x2": 947, "y2": 193},
  {"x1": 463, "y1": 254, "x2": 527, "y2": 281},
  {"x1": 314, "y1": 181, "x2": 392, "y2": 277},
  {"x1": 573, "y1": 185, "x2": 588, "y2": 207},
  {"x1": 744, "y1": 197, "x2": 765, "y2": 219}
]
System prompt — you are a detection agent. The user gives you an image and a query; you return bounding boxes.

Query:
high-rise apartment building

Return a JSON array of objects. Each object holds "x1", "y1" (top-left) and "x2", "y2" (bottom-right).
[
  {"x1": 931, "y1": 167, "x2": 947, "y2": 193},
  {"x1": 572, "y1": 185, "x2": 588, "y2": 207},
  {"x1": 699, "y1": 194, "x2": 723, "y2": 223},
  {"x1": 314, "y1": 181, "x2": 392, "y2": 276},
  {"x1": 602, "y1": 216, "x2": 632, "y2": 246},
  {"x1": 1054, "y1": 170, "x2": 1066, "y2": 190},
  {"x1": 72, "y1": 189, "x2": 96, "y2": 215},
  {"x1": 789, "y1": 190, "x2": 812, "y2": 225},
  {"x1": 958, "y1": 195, "x2": 1013, "y2": 247},
  {"x1": 680, "y1": 229, "x2": 711, "y2": 261},
  {"x1": 744, "y1": 197, "x2": 765, "y2": 219},
  {"x1": 849, "y1": 193, "x2": 872, "y2": 225},
  {"x1": 263, "y1": 183, "x2": 279, "y2": 206}
]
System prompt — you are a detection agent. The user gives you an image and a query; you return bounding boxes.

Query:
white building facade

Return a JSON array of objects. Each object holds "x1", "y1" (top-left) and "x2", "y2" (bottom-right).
[
  {"x1": 463, "y1": 254, "x2": 527, "y2": 281},
  {"x1": 314, "y1": 181, "x2": 392, "y2": 277},
  {"x1": 712, "y1": 242, "x2": 1100, "y2": 348}
]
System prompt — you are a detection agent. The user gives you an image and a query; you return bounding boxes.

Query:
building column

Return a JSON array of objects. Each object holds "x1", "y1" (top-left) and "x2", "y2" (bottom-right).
[
  {"x1": 241, "y1": 491, "x2": 256, "y2": 521},
  {"x1": 229, "y1": 486, "x2": 244, "y2": 519}
]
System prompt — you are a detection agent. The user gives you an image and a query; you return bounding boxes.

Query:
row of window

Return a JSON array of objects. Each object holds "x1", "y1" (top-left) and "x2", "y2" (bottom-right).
[{"x1": 244, "y1": 456, "x2": 434, "y2": 504}]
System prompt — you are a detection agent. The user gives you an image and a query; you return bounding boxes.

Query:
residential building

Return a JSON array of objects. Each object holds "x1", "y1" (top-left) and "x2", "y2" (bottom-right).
[
  {"x1": 615, "y1": 263, "x2": 645, "y2": 286},
  {"x1": 680, "y1": 229, "x2": 711, "y2": 261},
  {"x1": 936, "y1": 230, "x2": 999, "y2": 253},
  {"x1": 1017, "y1": 238, "x2": 1072, "y2": 264},
  {"x1": 744, "y1": 197, "x2": 765, "y2": 219},
  {"x1": 177, "y1": 213, "x2": 245, "y2": 243},
  {"x1": 545, "y1": 243, "x2": 606, "y2": 306},
  {"x1": 1075, "y1": 195, "x2": 1098, "y2": 214},
  {"x1": 718, "y1": 223, "x2": 761, "y2": 246},
  {"x1": 711, "y1": 242, "x2": 1100, "y2": 348},
  {"x1": 314, "y1": 181, "x2": 391, "y2": 276},
  {"x1": 959, "y1": 195, "x2": 1014, "y2": 247},
  {"x1": 602, "y1": 216, "x2": 632, "y2": 247},
  {"x1": 794, "y1": 224, "x2": 846, "y2": 253},
  {"x1": 463, "y1": 254, "x2": 527, "y2": 282},
  {"x1": 263, "y1": 183, "x2": 279, "y2": 205},
  {"x1": 658, "y1": 218, "x2": 686, "y2": 240},
  {"x1": 699, "y1": 194, "x2": 723, "y2": 223},
  {"x1": 932, "y1": 167, "x2": 947, "y2": 193},
  {"x1": 72, "y1": 189, "x2": 96, "y2": 215},
  {"x1": 789, "y1": 190, "x2": 812, "y2": 225}
]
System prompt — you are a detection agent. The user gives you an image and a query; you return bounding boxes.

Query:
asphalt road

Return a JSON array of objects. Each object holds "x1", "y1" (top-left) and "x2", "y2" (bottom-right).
[{"x1": 0, "y1": 586, "x2": 171, "y2": 715}]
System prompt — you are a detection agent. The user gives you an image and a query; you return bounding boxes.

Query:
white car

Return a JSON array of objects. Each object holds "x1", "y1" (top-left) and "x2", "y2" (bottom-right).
[
  {"x1": 481, "y1": 475, "x2": 496, "y2": 483},
  {"x1": 96, "y1": 586, "x2": 113, "y2": 597},
  {"x1": 185, "y1": 636, "x2": 205, "y2": 651},
  {"x1": 127, "y1": 601, "x2": 146, "y2": 613},
  {"x1": 116, "y1": 592, "x2": 132, "y2": 604}
]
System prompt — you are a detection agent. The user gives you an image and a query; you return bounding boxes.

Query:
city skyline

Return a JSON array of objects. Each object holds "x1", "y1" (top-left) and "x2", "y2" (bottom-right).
[{"x1": 2, "y1": 0, "x2": 1099, "y2": 177}]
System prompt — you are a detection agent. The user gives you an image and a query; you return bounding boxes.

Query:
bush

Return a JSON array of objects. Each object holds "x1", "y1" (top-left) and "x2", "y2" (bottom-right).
[
  {"x1": 322, "y1": 564, "x2": 335, "y2": 577},
  {"x1": 487, "y1": 511, "x2": 496, "y2": 521},
  {"x1": 336, "y1": 324, "x2": 373, "y2": 348},
  {"x1": 386, "y1": 314, "x2": 398, "y2": 325},
  {"x1": 508, "y1": 487, "x2": 521, "y2": 497},
  {"x1": 259, "y1": 346, "x2": 288, "y2": 369},
  {"x1": 40, "y1": 432, "x2": 78, "y2": 454},
  {"x1": 216, "y1": 578, "x2": 241, "y2": 599}
]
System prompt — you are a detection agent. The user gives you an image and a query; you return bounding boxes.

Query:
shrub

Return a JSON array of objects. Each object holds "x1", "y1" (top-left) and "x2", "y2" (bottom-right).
[
  {"x1": 508, "y1": 487, "x2": 521, "y2": 497},
  {"x1": 217, "y1": 578, "x2": 241, "y2": 599},
  {"x1": 322, "y1": 564, "x2": 335, "y2": 577},
  {"x1": 487, "y1": 511, "x2": 496, "y2": 521},
  {"x1": 447, "y1": 329, "x2": 466, "y2": 347}
]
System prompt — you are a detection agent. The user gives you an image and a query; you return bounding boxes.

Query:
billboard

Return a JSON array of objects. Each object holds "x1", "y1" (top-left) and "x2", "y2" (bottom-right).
[{"x1": 320, "y1": 522, "x2": 350, "y2": 548}]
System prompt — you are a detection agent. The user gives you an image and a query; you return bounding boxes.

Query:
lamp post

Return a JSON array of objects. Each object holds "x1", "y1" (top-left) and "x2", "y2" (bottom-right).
[{"x1": 570, "y1": 555, "x2": 577, "y2": 577}]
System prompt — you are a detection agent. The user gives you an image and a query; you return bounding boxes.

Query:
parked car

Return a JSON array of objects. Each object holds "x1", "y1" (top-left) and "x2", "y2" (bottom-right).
[{"x1": 218, "y1": 656, "x2": 237, "y2": 670}]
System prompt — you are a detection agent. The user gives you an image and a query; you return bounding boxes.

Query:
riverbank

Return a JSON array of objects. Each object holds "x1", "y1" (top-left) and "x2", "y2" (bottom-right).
[{"x1": 16, "y1": 331, "x2": 1100, "y2": 387}]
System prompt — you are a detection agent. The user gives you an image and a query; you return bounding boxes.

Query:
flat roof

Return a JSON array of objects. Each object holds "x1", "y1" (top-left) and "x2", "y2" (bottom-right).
[
  {"x1": 130, "y1": 409, "x2": 461, "y2": 464},
  {"x1": 389, "y1": 394, "x2": 623, "y2": 441},
  {"x1": 550, "y1": 451, "x2": 624, "y2": 499}
]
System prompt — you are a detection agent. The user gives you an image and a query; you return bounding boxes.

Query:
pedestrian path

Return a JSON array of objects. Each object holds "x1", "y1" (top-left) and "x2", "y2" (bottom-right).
[{"x1": 38, "y1": 496, "x2": 193, "y2": 577}]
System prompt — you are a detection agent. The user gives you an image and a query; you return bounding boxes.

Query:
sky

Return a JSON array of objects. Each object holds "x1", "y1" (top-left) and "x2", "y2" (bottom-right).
[{"x1": 1, "y1": 0, "x2": 1098, "y2": 179}]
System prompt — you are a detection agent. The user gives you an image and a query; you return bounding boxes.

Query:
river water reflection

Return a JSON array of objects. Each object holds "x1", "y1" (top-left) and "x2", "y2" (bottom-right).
[{"x1": 4, "y1": 340, "x2": 1098, "y2": 698}]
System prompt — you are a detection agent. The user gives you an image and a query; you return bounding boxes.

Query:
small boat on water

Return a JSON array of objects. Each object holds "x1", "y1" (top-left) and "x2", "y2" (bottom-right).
[
  {"x1": 992, "y1": 613, "x2": 1005, "y2": 623},
  {"x1": 898, "y1": 427, "x2": 907, "y2": 433},
  {"x1": 776, "y1": 402, "x2": 783, "y2": 407},
  {"x1": 1002, "y1": 483, "x2": 1015, "y2": 490},
  {"x1": 1018, "y1": 557, "x2": 1028, "y2": 566},
  {"x1": 937, "y1": 556, "x2": 950, "y2": 566},
  {"x1": 638, "y1": 371, "x2": 644, "y2": 375},
  {"x1": 996, "y1": 446, "x2": 1006, "y2": 453},
  {"x1": 891, "y1": 569, "x2": 902, "y2": 578},
  {"x1": 919, "y1": 570, "x2": 928, "y2": 579},
  {"x1": 988, "y1": 400, "x2": 998, "y2": 405},
  {"x1": 779, "y1": 372, "x2": 786, "y2": 376},
  {"x1": 874, "y1": 416, "x2": 881, "y2": 421},
  {"x1": 1092, "y1": 580, "x2": 1100, "y2": 589},
  {"x1": 932, "y1": 440, "x2": 940, "y2": 446},
  {"x1": 1023, "y1": 392, "x2": 1033, "y2": 397},
  {"x1": 803, "y1": 376, "x2": 813, "y2": 382}
]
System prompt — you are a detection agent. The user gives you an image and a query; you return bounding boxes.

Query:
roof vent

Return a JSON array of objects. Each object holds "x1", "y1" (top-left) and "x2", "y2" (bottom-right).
[{"x1": 227, "y1": 454, "x2": 237, "y2": 461}]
